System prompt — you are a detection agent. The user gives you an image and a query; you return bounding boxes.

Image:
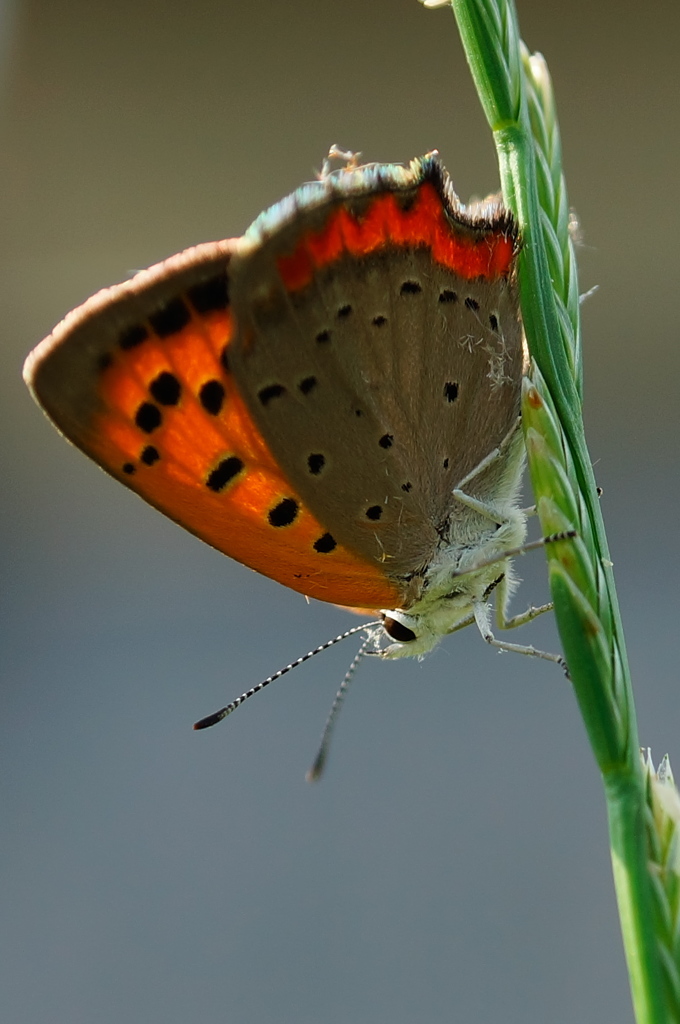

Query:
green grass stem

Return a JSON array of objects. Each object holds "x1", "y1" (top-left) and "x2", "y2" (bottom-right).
[{"x1": 422, "y1": 0, "x2": 680, "y2": 1019}]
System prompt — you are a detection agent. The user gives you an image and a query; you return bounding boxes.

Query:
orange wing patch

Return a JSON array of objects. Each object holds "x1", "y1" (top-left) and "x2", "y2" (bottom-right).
[
  {"x1": 36, "y1": 268, "x2": 400, "y2": 611},
  {"x1": 277, "y1": 183, "x2": 515, "y2": 292}
]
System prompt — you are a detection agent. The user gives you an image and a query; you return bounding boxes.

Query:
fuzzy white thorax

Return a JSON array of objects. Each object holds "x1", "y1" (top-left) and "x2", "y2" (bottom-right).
[{"x1": 375, "y1": 419, "x2": 528, "y2": 664}]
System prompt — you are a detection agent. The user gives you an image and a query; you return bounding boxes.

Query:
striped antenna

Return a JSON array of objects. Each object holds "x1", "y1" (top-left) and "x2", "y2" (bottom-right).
[
  {"x1": 306, "y1": 634, "x2": 373, "y2": 783},
  {"x1": 193, "y1": 620, "x2": 380, "y2": 730}
]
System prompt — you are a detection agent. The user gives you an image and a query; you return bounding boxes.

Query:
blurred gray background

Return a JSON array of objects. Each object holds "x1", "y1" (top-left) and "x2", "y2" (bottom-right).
[{"x1": 2, "y1": 1, "x2": 679, "y2": 1021}]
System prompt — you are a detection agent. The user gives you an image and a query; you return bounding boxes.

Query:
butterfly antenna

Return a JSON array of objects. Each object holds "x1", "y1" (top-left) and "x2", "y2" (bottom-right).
[
  {"x1": 306, "y1": 635, "x2": 373, "y2": 784},
  {"x1": 193, "y1": 620, "x2": 380, "y2": 730}
]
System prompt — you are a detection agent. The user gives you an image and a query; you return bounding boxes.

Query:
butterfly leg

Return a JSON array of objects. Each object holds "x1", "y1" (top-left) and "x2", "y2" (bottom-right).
[
  {"x1": 444, "y1": 610, "x2": 476, "y2": 637},
  {"x1": 473, "y1": 599, "x2": 567, "y2": 668},
  {"x1": 500, "y1": 603, "x2": 554, "y2": 629},
  {"x1": 453, "y1": 454, "x2": 511, "y2": 522},
  {"x1": 452, "y1": 486, "x2": 516, "y2": 526},
  {"x1": 320, "y1": 144, "x2": 361, "y2": 178},
  {"x1": 451, "y1": 419, "x2": 524, "y2": 526},
  {"x1": 496, "y1": 569, "x2": 553, "y2": 630},
  {"x1": 494, "y1": 572, "x2": 553, "y2": 634}
]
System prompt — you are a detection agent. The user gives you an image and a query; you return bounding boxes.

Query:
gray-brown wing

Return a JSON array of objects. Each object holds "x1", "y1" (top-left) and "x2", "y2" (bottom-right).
[{"x1": 228, "y1": 184, "x2": 523, "y2": 584}]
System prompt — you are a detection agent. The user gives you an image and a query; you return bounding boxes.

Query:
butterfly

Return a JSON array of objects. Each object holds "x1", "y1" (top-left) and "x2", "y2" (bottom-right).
[{"x1": 24, "y1": 150, "x2": 562, "y2": 735}]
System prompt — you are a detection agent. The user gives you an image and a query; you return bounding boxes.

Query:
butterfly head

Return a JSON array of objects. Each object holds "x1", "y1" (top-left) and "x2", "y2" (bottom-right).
[{"x1": 376, "y1": 568, "x2": 512, "y2": 661}]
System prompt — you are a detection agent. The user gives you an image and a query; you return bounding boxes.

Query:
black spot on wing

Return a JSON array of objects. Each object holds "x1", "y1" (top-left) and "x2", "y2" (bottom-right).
[
  {"x1": 206, "y1": 456, "x2": 244, "y2": 492},
  {"x1": 135, "y1": 403, "x2": 162, "y2": 433},
  {"x1": 199, "y1": 380, "x2": 225, "y2": 415},
  {"x1": 187, "y1": 275, "x2": 229, "y2": 314},
  {"x1": 150, "y1": 372, "x2": 181, "y2": 406},
  {"x1": 313, "y1": 533, "x2": 336, "y2": 553},
  {"x1": 268, "y1": 498, "x2": 299, "y2": 527},
  {"x1": 149, "y1": 298, "x2": 191, "y2": 337},
  {"x1": 141, "y1": 445, "x2": 160, "y2": 465},
  {"x1": 119, "y1": 324, "x2": 149, "y2": 350},
  {"x1": 258, "y1": 383, "x2": 287, "y2": 406}
]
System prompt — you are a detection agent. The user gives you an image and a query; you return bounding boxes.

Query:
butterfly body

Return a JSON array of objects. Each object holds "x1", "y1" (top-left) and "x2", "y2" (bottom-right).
[
  {"x1": 378, "y1": 421, "x2": 527, "y2": 658},
  {"x1": 25, "y1": 152, "x2": 529, "y2": 660}
]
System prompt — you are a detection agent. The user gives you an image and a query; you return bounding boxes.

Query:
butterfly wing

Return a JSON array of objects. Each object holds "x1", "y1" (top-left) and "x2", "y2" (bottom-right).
[
  {"x1": 228, "y1": 155, "x2": 525, "y2": 601},
  {"x1": 25, "y1": 155, "x2": 524, "y2": 613},
  {"x1": 25, "y1": 240, "x2": 402, "y2": 610}
]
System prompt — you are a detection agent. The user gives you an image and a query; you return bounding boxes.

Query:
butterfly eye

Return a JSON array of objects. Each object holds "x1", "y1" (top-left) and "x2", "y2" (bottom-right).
[{"x1": 382, "y1": 616, "x2": 417, "y2": 643}]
